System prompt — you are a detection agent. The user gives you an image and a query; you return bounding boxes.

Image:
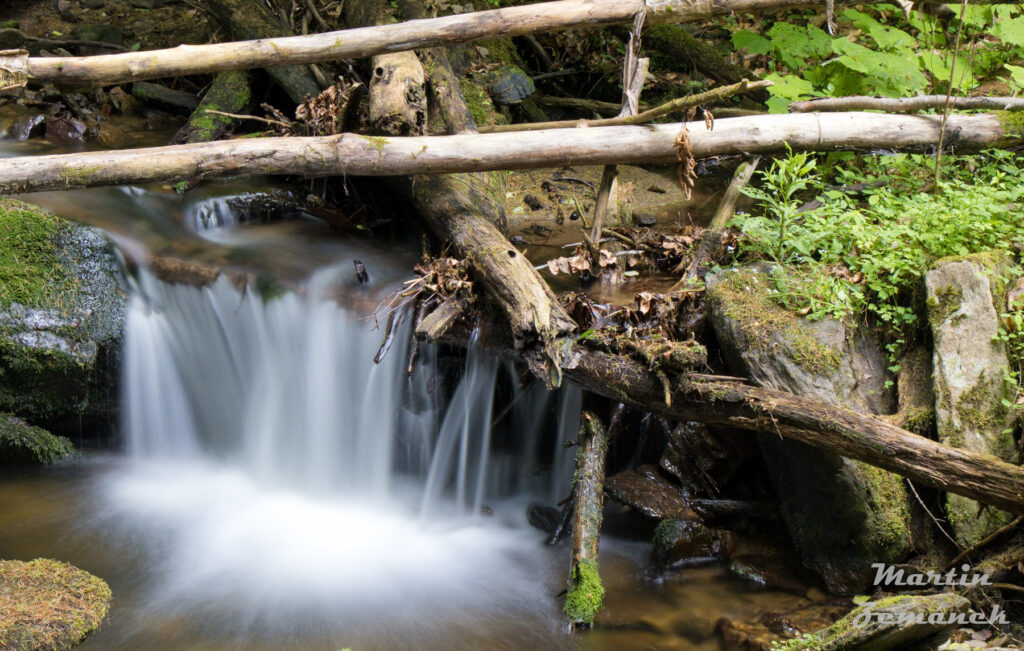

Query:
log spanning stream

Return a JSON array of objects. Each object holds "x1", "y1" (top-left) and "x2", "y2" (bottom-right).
[{"x1": 0, "y1": 138, "x2": 820, "y2": 649}]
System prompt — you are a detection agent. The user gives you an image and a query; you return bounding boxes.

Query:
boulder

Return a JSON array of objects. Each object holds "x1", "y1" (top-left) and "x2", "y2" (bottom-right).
[
  {"x1": 926, "y1": 252, "x2": 1018, "y2": 546},
  {"x1": 0, "y1": 559, "x2": 111, "y2": 650},
  {"x1": 707, "y1": 265, "x2": 912, "y2": 593},
  {"x1": 0, "y1": 198, "x2": 126, "y2": 433}
]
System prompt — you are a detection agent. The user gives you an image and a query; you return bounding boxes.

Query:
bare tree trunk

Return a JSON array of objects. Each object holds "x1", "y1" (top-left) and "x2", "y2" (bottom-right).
[
  {"x1": 0, "y1": 113, "x2": 1019, "y2": 194},
  {"x1": 10, "y1": 0, "x2": 1017, "y2": 86},
  {"x1": 564, "y1": 411, "x2": 609, "y2": 629}
]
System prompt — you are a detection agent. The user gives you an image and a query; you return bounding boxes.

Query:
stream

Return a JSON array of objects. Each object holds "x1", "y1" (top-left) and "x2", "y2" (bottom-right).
[{"x1": 0, "y1": 135, "x2": 814, "y2": 650}]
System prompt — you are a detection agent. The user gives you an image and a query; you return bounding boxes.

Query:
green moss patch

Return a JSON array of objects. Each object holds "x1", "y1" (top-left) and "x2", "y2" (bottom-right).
[
  {"x1": 0, "y1": 413, "x2": 74, "y2": 465},
  {"x1": 0, "y1": 199, "x2": 77, "y2": 311},
  {"x1": 564, "y1": 558, "x2": 604, "y2": 626},
  {"x1": 0, "y1": 559, "x2": 110, "y2": 651},
  {"x1": 710, "y1": 268, "x2": 841, "y2": 375}
]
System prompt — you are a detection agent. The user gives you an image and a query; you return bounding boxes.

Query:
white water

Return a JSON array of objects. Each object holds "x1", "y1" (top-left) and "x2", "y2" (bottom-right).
[{"x1": 105, "y1": 265, "x2": 579, "y2": 637}]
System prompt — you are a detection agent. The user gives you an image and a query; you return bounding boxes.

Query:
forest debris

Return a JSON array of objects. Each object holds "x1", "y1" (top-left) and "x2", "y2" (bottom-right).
[
  {"x1": 565, "y1": 411, "x2": 609, "y2": 629},
  {"x1": 294, "y1": 81, "x2": 364, "y2": 135}
]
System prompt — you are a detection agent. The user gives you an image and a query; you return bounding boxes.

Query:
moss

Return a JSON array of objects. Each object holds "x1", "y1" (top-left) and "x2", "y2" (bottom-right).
[
  {"x1": 0, "y1": 198, "x2": 77, "y2": 310},
  {"x1": 362, "y1": 135, "x2": 390, "y2": 156},
  {"x1": 0, "y1": 413, "x2": 74, "y2": 465},
  {"x1": 0, "y1": 559, "x2": 111, "y2": 651},
  {"x1": 710, "y1": 268, "x2": 841, "y2": 375},
  {"x1": 925, "y1": 284, "x2": 962, "y2": 329},
  {"x1": 563, "y1": 558, "x2": 604, "y2": 625},
  {"x1": 653, "y1": 519, "x2": 682, "y2": 551},
  {"x1": 458, "y1": 78, "x2": 503, "y2": 127},
  {"x1": 184, "y1": 70, "x2": 251, "y2": 143},
  {"x1": 854, "y1": 462, "x2": 911, "y2": 559}
]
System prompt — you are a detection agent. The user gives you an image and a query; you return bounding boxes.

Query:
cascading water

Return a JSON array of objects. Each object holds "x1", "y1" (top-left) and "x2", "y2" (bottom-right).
[{"x1": 102, "y1": 259, "x2": 578, "y2": 643}]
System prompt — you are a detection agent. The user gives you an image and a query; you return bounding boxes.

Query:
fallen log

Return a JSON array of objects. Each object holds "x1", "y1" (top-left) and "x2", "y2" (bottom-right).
[
  {"x1": 8, "y1": 0, "x2": 1017, "y2": 87},
  {"x1": 1, "y1": 112, "x2": 1021, "y2": 195},
  {"x1": 433, "y1": 324, "x2": 1024, "y2": 514},
  {"x1": 564, "y1": 411, "x2": 609, "y2": 629},
  {"x1": 790, "y1": 94, "x2": 1024, "y2": 113},
  {"x1": 171, "y1": 70, "x2": 252, "y2": 144}
]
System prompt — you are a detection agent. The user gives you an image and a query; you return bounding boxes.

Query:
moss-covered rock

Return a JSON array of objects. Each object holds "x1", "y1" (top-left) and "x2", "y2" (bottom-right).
[
  {"x1": 926, "y1": 251, "x2": 1017, "y2": 546},
  {"x1": 0, "y1": 198, "x2": 125, "y2": 430},
  {"x1": 0, "y1": 413, "x2": 74, "y2": 465},
  {"x1": 707, "y1": 265, "x2": 912, "y2": 593},
  {"x1": 0, "y1": 558, "x2": 111, "y2": 650}
]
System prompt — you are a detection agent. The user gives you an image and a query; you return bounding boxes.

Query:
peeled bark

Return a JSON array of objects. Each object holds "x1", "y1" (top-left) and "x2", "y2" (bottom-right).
[
  {"x1": 13, "y1": 0, "x2": 1016, "y2": 87},
  {"x1": 1, "y1": 113, "x2": 1021, "y2": 195}
]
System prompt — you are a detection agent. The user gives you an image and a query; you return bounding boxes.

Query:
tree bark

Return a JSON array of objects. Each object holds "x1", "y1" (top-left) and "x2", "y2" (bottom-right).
[
  {"x1": 564, "y1": 411, "x2": 609, "y2": 628},
  {"x1": 171, "y1": 70, "x2": 251, "y2": 144},
  {"x1": 13, "y1": 0, "x2": 1017, "y2": 86},
  {"x1": 790, "y1": 95, "x2": 1024, "y2": 113},
  {"x1": 0, "y1": 113, "x2": 1020, "y2": 194}
]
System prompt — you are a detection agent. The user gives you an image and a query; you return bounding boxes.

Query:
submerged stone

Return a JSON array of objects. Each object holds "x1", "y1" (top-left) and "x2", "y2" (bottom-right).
[
  {"x1": 707, "y1": 265, "x2": 912, "y2": 594},
  {"x1": 0, "y1": 558, "x2": 111, "y2": 650},
  {"x1": 0, "y1": 198, "x2": 126, "y2": 431},
  {"x1": 926, "y1": 251, "x2": 1017, "y2": 546}
]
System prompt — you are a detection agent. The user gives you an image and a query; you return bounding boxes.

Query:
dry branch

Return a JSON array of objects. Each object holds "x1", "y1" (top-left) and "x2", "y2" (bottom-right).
[
  {"x1": 10, "y1": 0, "x2": 1018, "y2": 86},
  {"x1": 0, "y1": 113, "x2": 1020, "y2": 195},
  {"x1": 789, "y1": 95, "x2": 1024, "y2": 113}
]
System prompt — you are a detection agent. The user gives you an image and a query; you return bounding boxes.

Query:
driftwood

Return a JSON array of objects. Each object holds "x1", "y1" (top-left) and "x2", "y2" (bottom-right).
[
  {"x1": 8, "y1": 0, "x2": 1017, "y2": 87},
  {"x1": 0, "y1": 113, "x2": 1020, "y2": 195},
  {"x1": 790, "y1": 94, "x2": 1024, "y2": 113},
  {"x1": 480, "y1": 79, "x2": 771, "y2": 133},
  {"x1": 564, "y1": 411, "x2": 609, "y2": 628}
]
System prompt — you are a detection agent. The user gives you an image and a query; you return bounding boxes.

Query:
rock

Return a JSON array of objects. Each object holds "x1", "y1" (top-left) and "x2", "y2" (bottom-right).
[
  {"x1": 716, "y1": 598, "x2": 852, "y2": 650},
  {"x1": 55, "y1": 0, "x2": 78, "y2": 22},
  {"x1": 526, "y1": 503, "x2": 560, "y2": 535},
  {"x1": 653, "y1": 517, "x2": 734, "y2": 566},
  {"x1": 604, "y1": 464, "x2": 694, "y2": 519},
  {"x1": 131, "y1": 18, "x2": 157, "y2": 35},
  {"x1": 0, "y1": 199, "x2": 126, "y2": 431},
  {"x1": 0, "y1": 28, "x2": 27, "y2": 50},
  {"x1": 779, "y1": 593, "x2": 972, "y2": 650},
  {"x1": 888, "y1": 346, "x2": 936, "y2": 436},
  {"x1": 45, "y1": 116, "x2": 89, "y2": 143},
  {"x1": 487, "y1": 65, "x2": 535, "y2": 105},
  {"x1": 659, "y1": 421, "x2": 752, "y2": 495},
  {"x1": 82, "y1": 0, "x2": 106, "y2": 9},
  {"x1": 0, "y1": 413, "x2": 74, "y2": 465},
  {"x1": 0, "y1": 559, "x2": 111, "y2": 650},
  {"x1": 131, "y1": 0, "x2": 174, "y2": 7},
  {"x1": 707, "y1": 265, "x2": 912, "y2": 594},
  {"x1": 728, "y1": 553, "x2": 811, "y2": 593},
  {"x1": 72, "y1": 23, "x2": 123, "y2": 45},
  {"x1": 927, "y1": 252, "x2": 1018, "y2": 546}
]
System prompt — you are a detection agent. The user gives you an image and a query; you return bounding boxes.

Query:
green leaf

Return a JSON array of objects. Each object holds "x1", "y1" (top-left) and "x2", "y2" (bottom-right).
[
  {"x1": 832, "y1": 38, "x2": 928, "y2": 95},
  {"x1": 993, "y1": 16, "x2": 1024, "y2": 47},
  {"x1": 841, "y1": 9, "x2": 917, "y2": 51},
  {"x1": 764, "y1": 72, "x2": 815, "y2": 100},
  {"x1": 1004, "y1": 64, "x2": 1024, "y2": 90},
  {"x1": 731, "y1": 29, "x2": 772, "y2": 55}
]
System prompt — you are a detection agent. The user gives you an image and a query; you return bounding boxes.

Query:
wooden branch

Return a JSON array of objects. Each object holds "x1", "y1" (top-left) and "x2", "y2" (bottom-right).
[
  {"x1": 11, "y1": 0, "x2": 1016, "y2": 86},
  {"x1": 535, "y1": 95, "x2": 626, "y2": 116},
  {"x1": 1, "y1": 113, "x2": 1020, "y2": 195},
  {"x1": 559, "y1": 349, "x2": 1024, "y2": 515},
  {"x1": 564, "y1": 411, "x2": 609, "y2": 628},
  {"x1": 480, "y1": 79, "x2": 771, "y2": 133},
  {"x1": 790, "y1": 95, "x2": 1024, "y2": 113}
]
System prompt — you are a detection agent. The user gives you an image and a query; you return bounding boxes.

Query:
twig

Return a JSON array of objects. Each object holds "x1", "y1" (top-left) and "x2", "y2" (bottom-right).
[
  {"x1": 480, "y1": 79, "x2": 772, "y2": 133},
  {"x1": 203, "y1": 109, "x2": 292, "y2": 129},
  {"x1": 305, "y1": 0, "x2": 332, "y2": 31},
  {"x1": 906, "y1": 478, "x2": 962, "y2": 551},
  {"x1": 946, "y1": 515, "x2": 1023, "y2": 569}
]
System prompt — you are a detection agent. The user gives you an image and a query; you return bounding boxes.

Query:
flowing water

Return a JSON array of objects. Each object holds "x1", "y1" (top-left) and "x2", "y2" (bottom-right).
[{"x1": 0, "y1": 133, "x2": 814, "y2": 650}]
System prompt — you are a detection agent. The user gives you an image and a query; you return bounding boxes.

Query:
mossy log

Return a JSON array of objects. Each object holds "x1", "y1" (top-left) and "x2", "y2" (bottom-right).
[
  {"x1": 2, "y1": 113, "x2": 1022, "y2": 194},
  {"x1": 13, "y1": 0, "x2": 1018, "y2": 86},
  {"x1": 171, "y1": 70, "x2": 252, "y2": 144},
  {"x1": 564, "y1": 411, "x2": 609, "y2": 628},
  {"x1": 205, "y1": 0, "x2": 322, "y2": 104},
  {"x1": 130, "y1": 81, "x2": 199, "y2": 112}
]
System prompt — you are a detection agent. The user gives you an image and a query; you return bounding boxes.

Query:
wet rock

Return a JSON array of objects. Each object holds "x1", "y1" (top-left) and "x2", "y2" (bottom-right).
[
  {"x1": 728, "y1": 553, "x2": 810, "y2": 593},
  {"x1": 0, "y1": 28, "x2": 26, "y2": 50},
  {"x1": 0, "y1": 413, "x2": 74, "y2": 465},
  {"x1": 605, "y1": 464, "x2": 694, "y2": 519},
  {"x1": 716, "y1": 598, "x2": 852, "y2": 650},
  {"x1": 659, "y1": 421, "x2": 752, "y2": 495},
  {"x1": 707, "y1": 265, "x2": 913, "y2": 594},
  {"x1": 926, "y1": 252, "x2": 1018, "y2": 546},
  {"x1": 0, "y1": 559, "x2": 111, "y2": 650},
  {"x1": 654, "y1": 517, "x2": 734, "y2": 566},
  {"x1": 45, "y1": 116, "x2": 89, "y2": 143},
  {"x1": 527, "y1": 503, "x2": 560, "y2": 535},
  {"x1": 0, "y1": 199, "x2": 126, "y2": 431},
  {"x1": 784, "y1": 593, "x2": 972, "y2": 650}
]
